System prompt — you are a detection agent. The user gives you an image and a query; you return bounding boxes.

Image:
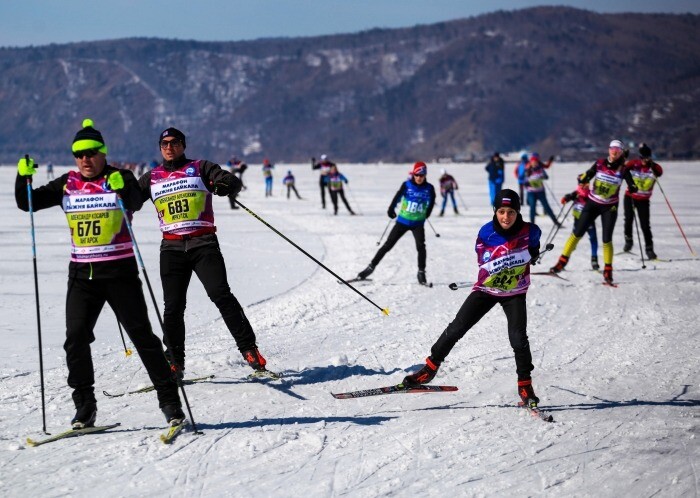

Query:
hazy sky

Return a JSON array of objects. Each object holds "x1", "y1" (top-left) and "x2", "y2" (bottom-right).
[{"x1": 2, "y1": 0, "x2": 698, "y2": 48}]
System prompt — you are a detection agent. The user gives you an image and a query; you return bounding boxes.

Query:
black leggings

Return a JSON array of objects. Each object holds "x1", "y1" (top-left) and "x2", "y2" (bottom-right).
[
  {"x1": 430, "y1": 291, "x2": 534, "y2": 380},
  {"x1": 160, "y1": 244, "x2": 257, "y2": 362},
  {"x1": 574, "y1": 199, "x2": 618, "y2": 243},
  {"x1": 623, "y1": 196, "x2": 653, "y2": 248},
  {"x1": 371, "y1": 222, "x2": 426, "y2": 271},
  {"x1": 65, "y1": 276, "x2": 179, "y2": 408},
  {"x1": 330, "y1": 190, "x2": 353, "y2": 213}
]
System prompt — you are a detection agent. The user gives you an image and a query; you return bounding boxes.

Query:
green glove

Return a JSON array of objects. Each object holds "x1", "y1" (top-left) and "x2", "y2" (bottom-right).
[
  {"x1": 18, "y1": 157, "x2": 37, "y2": 176},
  {"x1": 107, "y1": 171, "x2": 125, "y2": 190}
]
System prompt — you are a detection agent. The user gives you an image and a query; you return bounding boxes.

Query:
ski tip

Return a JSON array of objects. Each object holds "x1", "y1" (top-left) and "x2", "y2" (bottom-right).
[
  {"x1": 26, "y1": 438, "x2": 38, "y2": 447},
  {"x1": 381, "y1": 308, "x2": 390, "y2": 316}
]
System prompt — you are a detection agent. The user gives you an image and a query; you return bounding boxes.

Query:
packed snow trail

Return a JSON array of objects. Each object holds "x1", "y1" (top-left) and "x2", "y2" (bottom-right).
[{"x1": 0, "y1": 163, "x2": 698, "y2": 497}]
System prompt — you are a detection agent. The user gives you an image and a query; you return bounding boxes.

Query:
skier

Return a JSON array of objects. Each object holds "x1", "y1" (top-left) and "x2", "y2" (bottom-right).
[
  {"x1": 356, "y1": 161, "x2": 436, "y2": 284},
  {"x1": 283, "y1": 170, "x2": 303, "y2": 200},
  {"x1": 525, "y1": 153, "x2": 559, "y2": 225},
  {"x1": 560, "y1": 180, "x2": 600, "y2": 270},
  {"x1": 485, "y1": 152, "x2": 504, "y2": 206},
  {"x1": 137, "y1": 127, "x2": 274, "y2": 380},
  {"x1": 401, "y1": 189, "x2": 544, "y2": 408},
  {"x1": 438, "y1": 168, "x2": 459, "y2": 216},
  {"x1": 262, "y1": 158, "x2": 274, "y2": 197},
  {"x1": 622, "y1": 143, "x2": 663, "y2": 259},
  {"x1": 328, "y1": 164, "x2": 355, "y2": 215},
  {"x1": 228, "y1": 157, "x2": 248, "y2": 209},
  {"x1": 550, "y1": 139, "x2": 637, "y2": 284},
  {"x1": 46, "y1": 162, "x2": 54, "y2": 179},
  {"x1": 514, "y1": 153, "x2": 528, "y2": 205},
  {"x1": 15, "y1": 119, "x2": 183, "y2": 428},
  {"x1": 312, "y1": 154, "x2": 334, "y2": 209}
]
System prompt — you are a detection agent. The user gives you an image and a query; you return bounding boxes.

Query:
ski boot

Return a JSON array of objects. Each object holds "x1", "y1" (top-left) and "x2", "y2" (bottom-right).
[
  {"x1": 439, "y1": 211, "x2": 444, "y2": 217},
  {"x1": 549, "y1": 255, "x2": 569, "y2": 274},
  {"x1": 518, "y1": 379, "x2": 540, "y2": 408},
  {"x1": 417, "y1": 270, "x2": 427, "y2": 285},
  {"x1": 162, "y1": 404, "x2": 186, "y2": 426},
  {"x1": 591, "y1": 256, "x2": 600, "y2": 271},
  {"x1": 623, "y1": 237, "x2": 633, "y2": 252},
  {"x1": 603, "y1": 264, "x2": 614, "y2": 284},
  {"x1": 242, "y1": 348, "x2": 267, "y2": 372},
  {"x1": 357, "y1": 264, "x2": 375, "y2": 280},
  {"x1": 454, "y1": 208, "x2": 459, "y2": 215},
  {"x1": 402, "y1": 357, "x2": 440, "y2": 387},
  {"x1": 71, "y1": 403, "x2": 97, "y2": 429},
  {"x1": 165, "y1": 349, "x2": 185, "y2": 380},
  {"x1": 646, "y1": 245, "x2": 657, "y2": 260}
]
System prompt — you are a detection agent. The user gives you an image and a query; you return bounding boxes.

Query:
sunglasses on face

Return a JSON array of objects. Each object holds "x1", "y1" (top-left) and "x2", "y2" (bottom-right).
[
  {"x1": 160, "y1": 139, "x2": 183, "y2": 149},
  {"x1": 414, "y1": 174, "x2": 426, "y2": 178},
  {"x1": 73, "y1": 148, "x2": 100, "y2": 159}
]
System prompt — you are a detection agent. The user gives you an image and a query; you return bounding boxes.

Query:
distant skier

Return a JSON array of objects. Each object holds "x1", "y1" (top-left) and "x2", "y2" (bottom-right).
[
  {"x1": 622, "y1": 143, "x2": 663, "y2": 259},
  {"x1": 514, "y1": 153, "x2": 528, "y2": 204},
  {"x1": 356, "y1": 161, "x2": 436, "y2": 285},
  {"x1": 401, "y1": 189, "x2": 544, "y2": 409},
  {"x1": 312, "y1": 154, "x2": 334, "y2": 209},
  {"x1": 485, "y1": 152, "x2": 504, "y2": 206},
  {"x1": 328, "y1": 164, "x2": 355, "y2": 215},
  {"x1": 550, "y1": 139, "x2": 637, "y2": 285},
  {"x1": 262, "y1": 158, "x2": 274, "y2": 197},
  {"x1": 283, "y1": 170, "x2": 303, "y2": 200},
  {"x1": 438, "y1": 168, "x2": 459, "y2": 216},
  {"x1": 228, "y1": 157, "x2": 248, "y2": 209},
  {"x1": 525, "y1": 152, "x2": 558, "y2": 225},
  {"x1": 46, "y1": 162, "x2": 54, "y2": 179}
]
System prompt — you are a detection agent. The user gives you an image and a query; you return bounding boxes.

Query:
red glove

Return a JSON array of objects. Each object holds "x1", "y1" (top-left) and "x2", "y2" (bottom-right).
[{"x1": 560, "y1": 196, "x2": 567, "y2": 205}]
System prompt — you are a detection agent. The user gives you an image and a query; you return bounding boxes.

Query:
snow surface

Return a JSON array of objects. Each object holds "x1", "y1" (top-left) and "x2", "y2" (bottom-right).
[{"x1": 0, "y1": 161, "x2": 698, "y2": 497}]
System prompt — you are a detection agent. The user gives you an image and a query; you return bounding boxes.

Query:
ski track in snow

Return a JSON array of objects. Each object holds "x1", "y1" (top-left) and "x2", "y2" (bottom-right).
[{"x1": 0, "y1": 162, "x2": 699, "y2": 497}]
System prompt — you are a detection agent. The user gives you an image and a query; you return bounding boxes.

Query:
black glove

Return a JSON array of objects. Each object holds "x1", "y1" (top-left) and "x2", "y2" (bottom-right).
[
  {"x1": 387, "y1": 208, "x2": 397, "y2": 219},
  {"x1": 548, "y1": 155, "x2": 554, "y2": 163},
  {"x1": 628, "y1": 183, "x2": 639, "y2": 194},
  {"x1": 212, "y1": 176, "x2": 242, "y2": 197},
  {"x1": 623, "y1": 149, "x2": 630, "y2": 159},
  {"x1": 528, "y1": 246, "x2": 540, "y2": 265}
]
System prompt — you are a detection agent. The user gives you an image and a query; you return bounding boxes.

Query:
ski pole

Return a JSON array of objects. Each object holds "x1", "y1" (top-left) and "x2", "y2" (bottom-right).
[
  {"x1": 116, "y1": 196, "x2": 202, "y2": 434},
  {"x1": 345, "y1": 185, "x2": 362, "y2": 216},
  {"x1": 427, "y1": 219, "x2": 440, "y2": 238},
  {"x1": 116, "y1": 319, "x2": 133, "y2": 357},
  {"x1": 235, "y1": 199, "x2": 389, "y2": 315},
  {"x1": 451, "y1": 243, "x2": 554, "y2": 290},
  {"x1": 456, "y1": 190, "x2": 468, "y2": 211},
  {"x1": 544, "y1": 181, "x2": 559, "y2": 208},
  {"x1": 655, "y1": 179, "x2": 696, "y2": 256},
  {"x1": 25, "y1": 154, "x2": 48, "y2": 435},
  {"x1": 541, "y1": 203, "x2": 573, "y2": 260},
  {"x1": 632, "y1": 206, "x2": 647, "y2": 269},
  {"x1": 376, "y1": 219, "x2": 393, "y2": 246}
]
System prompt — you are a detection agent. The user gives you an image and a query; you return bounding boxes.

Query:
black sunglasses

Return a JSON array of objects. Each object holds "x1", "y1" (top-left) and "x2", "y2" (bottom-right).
[
  {"x1": 160, "y1": 139, "x2": 183, "y2": 149},
  {"x1": 73, "y1": 148, "x2": 100, "y2": 159}
]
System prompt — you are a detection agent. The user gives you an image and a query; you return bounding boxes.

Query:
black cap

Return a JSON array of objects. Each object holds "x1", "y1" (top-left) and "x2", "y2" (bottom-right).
[
  {"x1": 494, "y1": 189, "x2": 521, "y2": 212},
  {"x1": 639, "y1": 143, "x2": 652, "y2": 158},
  {"x1": 159, "y1": 127, "x2": 186, "y2": 148}
]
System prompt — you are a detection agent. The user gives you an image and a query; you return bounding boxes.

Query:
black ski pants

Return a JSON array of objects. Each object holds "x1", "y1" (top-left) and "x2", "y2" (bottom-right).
[
  {"x1": 319, "y1": 176, "x2": 328, "y2": 208},
  {"x1": 160, "y1": 244, "x2": 257, "y2": 364},
  {"x1": 371, "y1": 222, "x2": 426, "y2": 271},
  {"x1": 287, "y1": 184, "x2": 302, "y2": 199},
  {"x1": 65, "y1": 276, "x2": 179, "y2": 409},
  {"x1": 330, "y1": 190, "x2": 353, "y2": 214},
  {"x1": 574, "y1": 199, "x2": 618, "y2": 243},
  {"x1": 623, "y1": 196, "x2": 653, "y2": 249},
  {"x1": 430, "y1": 291, "x2": 534, "y2": 380}
]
